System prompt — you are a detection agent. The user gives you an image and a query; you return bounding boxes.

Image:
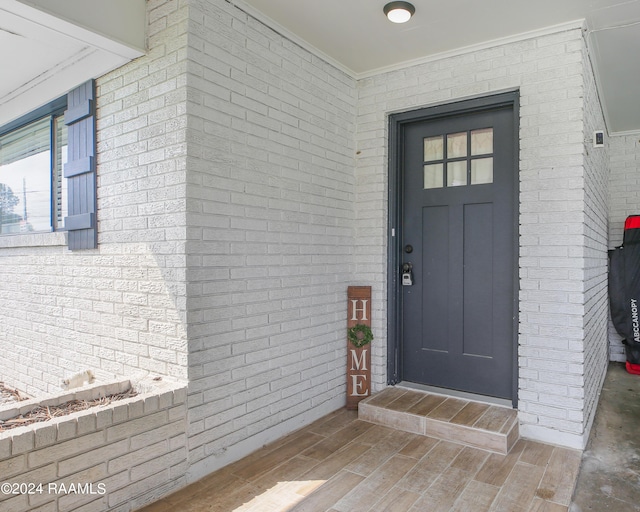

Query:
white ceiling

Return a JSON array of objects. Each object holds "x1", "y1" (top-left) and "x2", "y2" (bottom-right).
[
  {"x1": 0, "y1": 0, "x2": 145, "y2": 128},
  {"x1": 238, "y1": 0, "x2": 640, "y2": 135},
  {"x1": 1, "y1": 0, "x2": 639, "y2": 134}
]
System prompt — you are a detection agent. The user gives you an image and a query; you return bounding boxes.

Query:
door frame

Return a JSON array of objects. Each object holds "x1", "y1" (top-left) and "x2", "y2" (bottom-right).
[{"x1": 386, "y1": 91, "x2": 520, "y2": 407}]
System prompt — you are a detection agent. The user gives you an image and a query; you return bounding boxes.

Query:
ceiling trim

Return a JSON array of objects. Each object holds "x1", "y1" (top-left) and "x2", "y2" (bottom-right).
[
  {"x1": 4, "y1": 0, "x2": 144, "y2": 58},
  {"x1": 584, "y1": 19, "x2": 640, "y2": 135},
  {"x1": 356, "y1": 19, "x2": 586, "y2": 80},
  {"x1": 0, "y1": 46, "x2": 128, "y2": 127},
  {"x1": 609, "y1": 129, "x2": 640, "y2": 137},
  {"x1": 0, "y1": 0, "x2": 146, "y2": 127},
  {"x1": 232, "y1": 1, "x2": 586, "y2": 82},
  {"x1": 229, "y1": 0, "x2": 359, "y2": 78},
  {"x1": 0, "y1": 47, "x2": 95, "y2": 106},
  {"x1": 582, "y1": 30, "x2": 612, "y2": 136}
]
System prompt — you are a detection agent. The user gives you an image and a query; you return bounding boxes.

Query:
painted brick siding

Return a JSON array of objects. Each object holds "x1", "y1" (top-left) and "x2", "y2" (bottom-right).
[
  {"x1": 0, "y1": 382, "x2": 187, "y2": 512},
  {"x1": 580, "y1": 44, "x2": 609, "y2": 440},
  {"x1": 356, "y1": 26, "x2": 603, "y2": 448},
  {"x1": 183, "y1": 0, "x2": 357, "y2": 478},
  {"x1": 0, "y1": 0, "x2": 190, "y2": 395},
  {"x1": 93, "y1": 0, "x2": 190, "y2": 381},
  {"x1": 609, "y1": 135, "x2": 640, "y2": 361}
]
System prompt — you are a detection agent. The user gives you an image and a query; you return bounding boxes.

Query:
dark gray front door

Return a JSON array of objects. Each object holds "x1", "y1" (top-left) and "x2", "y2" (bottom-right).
[{"x1": 399, "y1": 100, "x2": 516, "y2": 400}]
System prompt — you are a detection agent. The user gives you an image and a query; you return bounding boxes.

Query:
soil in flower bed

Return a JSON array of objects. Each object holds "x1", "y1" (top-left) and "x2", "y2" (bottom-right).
[
  {"x1": 0, "y1": 388, "x2": 138, "y2": 432},
  {"x1": 0, "y1": 383, "x2": 29, "y2": 406}
]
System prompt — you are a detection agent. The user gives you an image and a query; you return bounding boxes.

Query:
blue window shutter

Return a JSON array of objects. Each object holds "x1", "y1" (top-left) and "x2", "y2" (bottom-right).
[{"x1": 64, "y1": 80, "x2": 97, "y2": 250}]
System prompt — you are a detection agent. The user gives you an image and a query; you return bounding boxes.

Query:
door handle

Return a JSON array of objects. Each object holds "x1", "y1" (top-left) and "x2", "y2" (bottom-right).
[{"x1": 402, "y1": 262, "x2": 413, "y2": 286}]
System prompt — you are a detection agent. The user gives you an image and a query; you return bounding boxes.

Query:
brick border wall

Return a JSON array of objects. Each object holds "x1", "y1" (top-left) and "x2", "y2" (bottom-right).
[{"x1": 0, "y1": 381, "x2": 187, "y2": 512}]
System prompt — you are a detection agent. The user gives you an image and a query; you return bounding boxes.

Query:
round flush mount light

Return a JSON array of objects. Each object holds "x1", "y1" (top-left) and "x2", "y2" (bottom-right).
[{"x1": 383, "y1": 1, "x2": 415, "y2": 23}]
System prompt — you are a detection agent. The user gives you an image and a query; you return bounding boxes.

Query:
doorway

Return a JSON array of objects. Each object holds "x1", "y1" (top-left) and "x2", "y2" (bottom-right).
[{"x1": 387, "y1": 92, "x2": 519, "y2": 404}]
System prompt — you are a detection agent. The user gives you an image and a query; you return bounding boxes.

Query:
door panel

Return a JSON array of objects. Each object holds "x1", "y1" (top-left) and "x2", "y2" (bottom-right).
[
  {"x1": 463, "y1": 202, "x2": 493, "y2": 358},
  {"x1": 421, "y1": 205, "x2": 449, "y2": 352},
  {"x1": 400, "y1": 103, "x2": 515, "y2": 400}
]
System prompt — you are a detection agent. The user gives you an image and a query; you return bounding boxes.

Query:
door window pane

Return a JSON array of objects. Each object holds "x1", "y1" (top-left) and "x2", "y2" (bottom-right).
[
  {"x1": 424, "y1": 135, "x2": 443, "y2": 161},
  {"x1": 422, "y1": 128, "x2": 495, "y2": 189},
  {"x1": 471, "y1": 128, "x2": 493, "y2": 156},
  {"x1": 471, "y1": 158, "x2": 493, "y2": 184},
  {"x1": 447, "y1": 161, "x2": 467, "y2": 187},
  {"x1": 424, "y1": 163, "x2": 444, "y2": 189},
  {"x1": 447, "y1": 132, "x2": 467, "y2": 159}
]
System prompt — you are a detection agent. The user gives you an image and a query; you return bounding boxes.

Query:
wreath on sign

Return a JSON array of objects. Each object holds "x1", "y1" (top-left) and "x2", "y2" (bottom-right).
[{"x1": 348, "y1": 324, "x2": 374, "y2": 348}]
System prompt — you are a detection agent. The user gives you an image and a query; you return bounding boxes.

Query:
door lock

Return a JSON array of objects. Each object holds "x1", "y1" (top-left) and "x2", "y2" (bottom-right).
[{"x1": 401, "y1": 262, "x2": 413, "y2": 286}]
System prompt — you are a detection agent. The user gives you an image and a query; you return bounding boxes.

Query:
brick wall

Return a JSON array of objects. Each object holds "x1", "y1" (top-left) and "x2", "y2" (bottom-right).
[
  {"x1": 0, "y1": 0, "x2": 358, "y2": 497},
  {"x1": 608, "y1": 135, "x2": 640, "y2": 361},
  {"x1": 0, "y1": 381, "x2": 187, "y2": 512},
  {"x1": 0, "y1": 4, "x2": 623, "y2": 503},
  {"x1": 183, "y1": 0, "x2": 357, "y2": 478},
  {"x1": 580, "y1": 44, "x2": 609, "y2": 439},
  {"x1": 355, "y1": 25, "x2": 608, "y2": 449},
  {"x1": 0, "y1": 0, "x2": 190, "y2": 395}
]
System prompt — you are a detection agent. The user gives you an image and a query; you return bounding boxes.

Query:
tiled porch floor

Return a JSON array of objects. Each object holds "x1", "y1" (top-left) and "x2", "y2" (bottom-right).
[
  {"x1": 138, "y1": 406, "x2": 582, "y2": 512},
  {"x1": 358, "y1": 387, "x2": 519, "y2": 455}
]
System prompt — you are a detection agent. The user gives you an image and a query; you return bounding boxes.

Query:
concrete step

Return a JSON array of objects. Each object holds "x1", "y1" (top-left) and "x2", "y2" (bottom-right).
[{"x1": 358, "y1": 387, "x2": 519, "y2": 455}]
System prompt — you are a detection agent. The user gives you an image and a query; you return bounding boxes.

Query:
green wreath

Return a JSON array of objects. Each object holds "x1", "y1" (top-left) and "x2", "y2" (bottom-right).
[{"x1": 348, "y1": 324, "x2": 374, "y2": 348}]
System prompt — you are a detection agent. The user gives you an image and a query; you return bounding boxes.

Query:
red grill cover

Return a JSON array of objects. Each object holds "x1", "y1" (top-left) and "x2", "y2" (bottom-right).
[
  {"x1": 626, "y1": 362, "x2": 640, "y2": 375},
  {"x1": 609, "y1": 215, "x2": 640, "y2": 375}
]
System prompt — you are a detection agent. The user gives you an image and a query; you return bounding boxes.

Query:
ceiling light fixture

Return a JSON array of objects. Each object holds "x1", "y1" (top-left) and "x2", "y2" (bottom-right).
[{"x1": 383, "y1": 1, "x2": 415, "y2": 23}]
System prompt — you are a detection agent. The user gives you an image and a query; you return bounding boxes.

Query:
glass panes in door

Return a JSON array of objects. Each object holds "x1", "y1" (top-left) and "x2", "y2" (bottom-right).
[
  {"x1": 423, "y1": 128, "x2": 494, "y2": 189},
  {"x1": 423, "y1": 136, "x2": 443, "y2": 161},
  {"x1": 471, "y1": 157, "x2": 493, "y2": 185},
  {"x1": 447, "y1": 132, "x2": 467, "y2": 159},
  {"x1": 447, "y1": 161, "x2": 467, "y2": 187},
  {"x1": 471, "y1": 128, "x2": 493, "y2": 156},
  {"x1": 424, "y1": 163, "x2": 444, "y2": 189}
]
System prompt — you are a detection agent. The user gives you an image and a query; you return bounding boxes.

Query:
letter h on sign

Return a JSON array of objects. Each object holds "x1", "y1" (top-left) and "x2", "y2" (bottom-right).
[{"x1": 347, "y1": 286, "x2": 372, "y2": 410}]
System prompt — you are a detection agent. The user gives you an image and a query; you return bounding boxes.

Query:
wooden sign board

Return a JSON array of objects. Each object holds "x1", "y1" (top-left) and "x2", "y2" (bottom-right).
[{"x1": 346, "y1": 286, "x2": 372, "y2": 410}]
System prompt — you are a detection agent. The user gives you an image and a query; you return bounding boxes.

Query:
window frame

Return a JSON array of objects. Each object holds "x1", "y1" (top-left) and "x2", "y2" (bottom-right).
[
  {"x1": 0, "y1": 96, "x2": 68, "y2": 235},
  {"x1": 0, "y1": 79, "x2": 96, "y2": 250}
]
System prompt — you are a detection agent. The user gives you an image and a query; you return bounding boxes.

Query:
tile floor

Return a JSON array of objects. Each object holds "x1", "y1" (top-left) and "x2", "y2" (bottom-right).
[
  {"x1": 138, "y1": 407, "x2": 582, "y2": 512},
  {"x1": 359, "y1": 387, "x2": 519, "y2": 454}
]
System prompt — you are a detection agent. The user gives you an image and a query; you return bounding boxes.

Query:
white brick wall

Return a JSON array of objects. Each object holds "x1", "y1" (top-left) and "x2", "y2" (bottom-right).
[
  {"x1": 183, "y1": 0, "x2": 357, "y2": 479},
  {"x1": 608, "y1": 135, "x2": 640, "y2": 361},
  {"x1": 0, "y1": 4, "x2": 626, "y2": 506},
  {"x1": 579, "y1": 43, "x2": 609, "y2": 440},
  {"x1": 0, "y1": 0, "x2": 190, "y2": 395},
  {"x1": 0, "y1": 381, "x2": 187, "y2": 512},
  {"x1": 355, "y1": 26, "x2": 608, "y2": 449}
]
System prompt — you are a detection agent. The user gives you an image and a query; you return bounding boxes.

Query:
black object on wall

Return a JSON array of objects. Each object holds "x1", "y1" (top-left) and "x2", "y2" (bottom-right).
[{"x1": 609, "y1": 215, "x2": 640, "y2": 373}]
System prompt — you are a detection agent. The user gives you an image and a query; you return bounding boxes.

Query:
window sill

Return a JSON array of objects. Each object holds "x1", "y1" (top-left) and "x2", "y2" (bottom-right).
[{"x1": 0, "y1": 231, "x2": 67, "y2": 249}]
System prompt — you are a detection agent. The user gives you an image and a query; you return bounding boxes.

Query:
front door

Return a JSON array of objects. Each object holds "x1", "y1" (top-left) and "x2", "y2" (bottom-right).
[{"x1": 393, "y1": 95, "x2": 517, "y2": 401}]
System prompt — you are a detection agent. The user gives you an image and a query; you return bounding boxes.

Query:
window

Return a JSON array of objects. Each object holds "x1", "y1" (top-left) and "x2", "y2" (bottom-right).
[
  {"x1": 423, "y1": 128, "x2": 494, "y2": 189},
  {"x1": 0, "y1": 80, "x2": 96, "y2": 250},
  {"x1": 0, "y1": 98, "x2": 67, "y2": 234}
]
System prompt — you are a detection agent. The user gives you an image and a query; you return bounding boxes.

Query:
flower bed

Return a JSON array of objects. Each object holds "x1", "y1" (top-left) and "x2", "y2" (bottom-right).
[
  {"x1": 0, "y1": 383, "x2": 28, "y2": 407},
  {"x1": 0, "y1": 378, "x2": 188, "y2": 511},
  {"x1": 0, "y1": 389, "x2": 138, "y2": 431}
]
